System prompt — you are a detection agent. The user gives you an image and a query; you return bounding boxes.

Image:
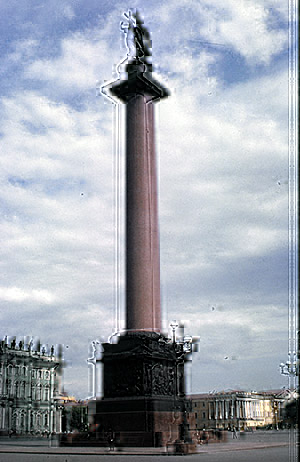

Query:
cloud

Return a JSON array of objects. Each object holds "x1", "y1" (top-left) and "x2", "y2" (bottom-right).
[
  {"x1": 0, "y1": 287, "x2": 55, "y2": 304},
  {"x1": 201, "y1": 0, "x2": 287, "y2": 64},
  {"x1": 0, "y1": 1, "x2": 291, "y2": 397},
  {"x1": 147, "y1": 0, "x2": 287, "y2": 71},
  {"x1": 25, "y1": 36, "x2": 107, "y2": 91}
]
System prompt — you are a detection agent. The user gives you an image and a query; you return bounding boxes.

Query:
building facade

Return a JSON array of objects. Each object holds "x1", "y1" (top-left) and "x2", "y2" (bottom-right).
[
  {"x1": 57, "y1": 393, "x2": 89, "y2": 433},
  {"x1": 189, "y1": 390, "x2": 289, "y2": 431},
  {"x1": 0, "y1": 337, "x2": 62, "y2": 435}
]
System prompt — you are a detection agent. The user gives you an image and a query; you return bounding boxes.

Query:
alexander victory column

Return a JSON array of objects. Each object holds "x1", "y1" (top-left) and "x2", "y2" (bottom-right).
[{"x1": 90, "y1": 11, "x2": 194, "y2": 448}]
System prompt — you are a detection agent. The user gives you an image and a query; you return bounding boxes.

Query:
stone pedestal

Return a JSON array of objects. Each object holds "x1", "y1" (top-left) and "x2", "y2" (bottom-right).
[{"x1": 91, "y1": 332, "x2": 191, "y2": 447}]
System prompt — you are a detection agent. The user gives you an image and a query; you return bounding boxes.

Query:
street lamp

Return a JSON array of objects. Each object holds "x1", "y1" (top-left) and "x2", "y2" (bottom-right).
[
  {"x1": 280, "y1": 351, "x2": 298, "y2": 377},
  {"x1": 183, "y1": 335, "x2": 193, "y2": 353},
  {"x1": 170, "y1": 320, "x2": 179, "y2": 344},
  {"x1": 87, "y1": 341, "x2": 101, "y2": 399}
]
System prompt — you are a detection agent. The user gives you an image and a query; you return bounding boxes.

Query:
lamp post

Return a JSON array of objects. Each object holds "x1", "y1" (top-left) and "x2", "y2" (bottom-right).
[
  {"x1": 170, "y1": 321, "x2": 179, "y2": 344},
  {"x1": 183, "y1": 335, "x2": 193, "y2": 353},
  {"x1": 280, "y1": 351, "x2": 298, "y2": 377},
  {"x1": 87, "y1": 341, "x2": 100, "y2": 399}
]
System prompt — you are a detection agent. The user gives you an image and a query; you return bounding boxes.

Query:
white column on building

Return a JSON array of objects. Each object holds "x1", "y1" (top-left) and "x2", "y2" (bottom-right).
[
  {"x1": 57, "y1": 407, "x2": 62, "y2": 433},
  {"x1": 3, "y1": 366, "x2": 7, "y2": 395},
  {"x1": 245, "y1": 400, "x2": 248, "y2": 419},
  {"x1": 248, "y1": 401, "x2": 251, "y2": 419},
  {"x1": 53, "y1": 408, "x2": 56, "y2": 433},
  {"x1": 50, "y1": 368, "x2": 54, "y2": 400},
  {"x1": 8, "y1": 406, "x2": 12, "y2": 431},
  {"x1": 2, "y1": 407, "x2": 6, "y2": 430},
  {"x1": 241, "y1": 401, "x2": 245, "y2": 418},
  {"x1": 50, "y1": 404, "x2": 54, "y2": 433},
  {"x1": 27, "y1": 361, "x2": 31, "y2": 433},
  {"x1": 215, "y1": 400, "x2": 218, "y2": 419},
  {"x1": 27, "y1": 406, "x2": 31, "y2": 433}
]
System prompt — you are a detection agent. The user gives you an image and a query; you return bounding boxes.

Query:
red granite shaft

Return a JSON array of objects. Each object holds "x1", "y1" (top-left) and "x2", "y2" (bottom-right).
[{"x1": 126, "y1": 95, "x2": 161, "y2": 332}]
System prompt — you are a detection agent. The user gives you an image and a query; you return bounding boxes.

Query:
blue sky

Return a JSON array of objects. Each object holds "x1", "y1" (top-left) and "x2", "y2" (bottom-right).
[{"x1": 0, "y1": 0, "x2": 295, "y2": 398}]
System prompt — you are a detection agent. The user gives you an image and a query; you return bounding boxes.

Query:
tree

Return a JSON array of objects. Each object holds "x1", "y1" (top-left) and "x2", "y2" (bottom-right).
[
  {"x1": 69, "y1": 406, "x2": 88, "y2": 432},
  {"x1": 284, "y1": 399, "x2": 298, "y2": 425}
]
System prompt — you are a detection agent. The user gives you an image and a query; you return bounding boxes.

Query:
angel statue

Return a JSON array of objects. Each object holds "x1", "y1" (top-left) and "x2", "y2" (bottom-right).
[{"x1": 120, "y1": 10, "x2": 151, "y2": 62}]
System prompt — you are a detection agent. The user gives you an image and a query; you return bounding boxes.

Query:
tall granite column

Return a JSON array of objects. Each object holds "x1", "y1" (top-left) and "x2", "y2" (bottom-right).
[
  {"x1": 91, "y1": 12, "x2": 193, "y2": 448},
  {"x1": 126, "y1": 94, "x2": 161, "y2": 331},
  {"x1": 103, "y1": 53, "x2": 168, "y2": 333}
]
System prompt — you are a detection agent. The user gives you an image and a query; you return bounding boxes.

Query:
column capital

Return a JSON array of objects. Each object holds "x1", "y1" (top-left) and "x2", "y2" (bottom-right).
[{"x1": 102, "y1": 62, "x2": 169, "y2": 104}]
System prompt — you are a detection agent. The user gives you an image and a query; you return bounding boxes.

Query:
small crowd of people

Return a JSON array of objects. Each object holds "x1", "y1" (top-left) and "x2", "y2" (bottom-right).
[
  {"x1": 194, "y1": 425, "x2": 244, "y2": 444},
  {"x1": 195, "y1": 428, "x2": 224, "y2": 444}
]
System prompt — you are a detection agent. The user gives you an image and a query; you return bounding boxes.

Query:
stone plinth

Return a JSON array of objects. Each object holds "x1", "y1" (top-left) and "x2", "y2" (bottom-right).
[
  {"x1": 93, "y1": 397, "x2": 188, "y2": 447},
  {"x1": 102, "y1": 332, "x2": 178, "y2": 397},
  {"x1": 90, "y1": 332, "x2": 191, "y2": 447}
]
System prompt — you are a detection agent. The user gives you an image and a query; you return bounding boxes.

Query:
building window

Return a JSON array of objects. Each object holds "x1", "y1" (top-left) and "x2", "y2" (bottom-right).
[
  {"x1": 202, "y1": 412, "x2": 206, "y2": 419},
  {"x1": 195, "y1": 412, "x2": 197, "y2": 419},
  {"x1": 18, "y1": 382, "x2": 23, "y2": 398},
  {"x1": 44, "y1": 387, "x2": 50, "y2": 401},
  {"x1": 203, "y1": 402, "x2": 205, "y2": 407},
  {"x1": 20, "y1": 413, "x2": 26, "y2": 430}
]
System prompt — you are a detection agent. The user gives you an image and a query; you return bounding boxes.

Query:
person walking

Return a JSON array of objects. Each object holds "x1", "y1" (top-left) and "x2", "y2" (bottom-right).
[{"x1": 233, "y1": 426, "x2": 238, "y2": 439}]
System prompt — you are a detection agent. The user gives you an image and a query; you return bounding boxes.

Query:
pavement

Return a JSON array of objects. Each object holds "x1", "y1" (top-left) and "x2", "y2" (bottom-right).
[{"x1": 0, "y1": 430, "x2": 292, "y2": 456}]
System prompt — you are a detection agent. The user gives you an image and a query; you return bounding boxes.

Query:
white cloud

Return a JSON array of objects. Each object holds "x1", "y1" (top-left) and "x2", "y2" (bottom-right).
[
  {"x1": 197, "y1": 0, "x2": 288, "y2": 64},
  {"x1": 0, "y1": 1, "x2": 291, "y2": 397},
  {"x1": 147, "y1": 0, "x2": 287, "y2": 67},
  {"x1": 23, "y1": 14, "x2": 122, "y2": 92},
  {"x1": 0, "y1": 287, "x2": 55, "y2": 304}
]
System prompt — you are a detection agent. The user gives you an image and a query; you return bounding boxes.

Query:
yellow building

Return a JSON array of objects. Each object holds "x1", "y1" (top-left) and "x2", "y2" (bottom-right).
[{"x1": 189, "y1": 389, "x2": 289, "y2": 431}]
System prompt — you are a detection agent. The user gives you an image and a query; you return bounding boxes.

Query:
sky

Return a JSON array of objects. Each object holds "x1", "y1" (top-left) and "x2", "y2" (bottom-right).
[{"x1": 0, "y1": 0, "x2": 295, "y2": 399}]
